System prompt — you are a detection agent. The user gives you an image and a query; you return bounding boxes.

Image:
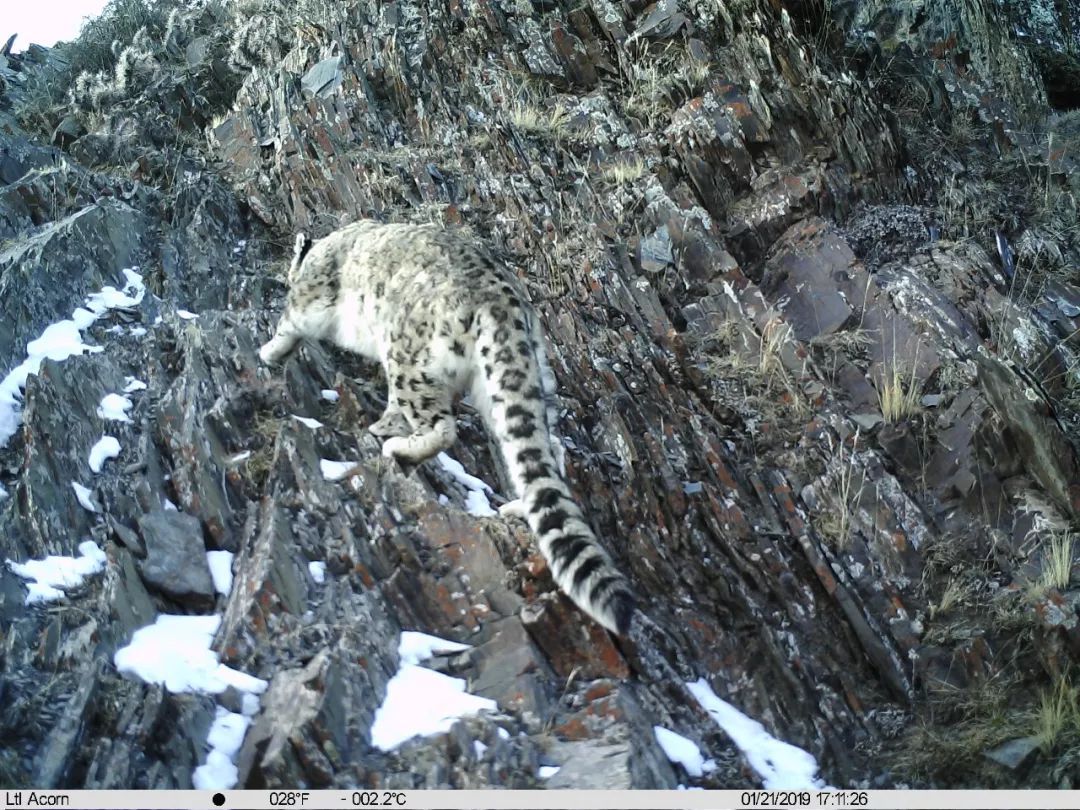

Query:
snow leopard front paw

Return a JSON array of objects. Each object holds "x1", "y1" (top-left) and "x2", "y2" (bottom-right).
[
  {"x1": 498, "y1": 499, "x2": 528, "y2": 520},
  {"x1": 380, "y1": 436, "x2": 410, "y2": 460},
  {"x1": 259, "y1": 336, "x2": 296, "y2": 365}
]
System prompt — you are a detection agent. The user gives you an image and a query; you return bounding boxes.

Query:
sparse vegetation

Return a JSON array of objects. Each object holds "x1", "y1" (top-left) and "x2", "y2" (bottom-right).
[
  {"x1": 810, "y1": 328, "x2": 874, "y2": 385},
  {"x1": 11, "y1": 0, "x2": 172, "y2": 129},
  {"x1": 1043, "y1": 532, "x2": 1076, "y2": 592},
  {"x1": 1033, "y1": 677, "x2": 1080, "y2": 754},
  {"x1": 876, "y1": 361, "x2": 921, "y2": 422},
  {"x1": 66, "y1": 0, "x2": 174, "y2": 77},
  {"x1": 817, "y1": 427, "x2": 863, "y2": 550},
  {"x1": 623, "y1": 42, "x2": 711, "y2": 124},
  {"x1": 599, "y1": 157, "x2": 647, "y2": 185},
  {"x1": 876, "y1": 339, "x2": 922, "y2": 423},
  {"x1": 506, "y1": 98, "x2": 569, "y2": 139},
  {"x1": 929, "y1": 576, "x2": 970, "y2": 620},
  {"x1": 243, "y1": 412, "x2": 283, "y2": 490},
  {"x1": 706, "y1": 316, "x2": 809, "y2": 424},
  {"x1": 899, "y1": 674, "x2": 1033, "y2": 785},
  {"x1": 1026, "y1": 531, "x2": 1076, "y2": 600},
  {"x1": 10, "y1": 0, "x2": 240, "y2": 139}
]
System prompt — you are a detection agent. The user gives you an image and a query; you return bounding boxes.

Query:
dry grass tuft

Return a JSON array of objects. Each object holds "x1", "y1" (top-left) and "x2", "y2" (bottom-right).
[
  {"x1": 507, "y1": 99, "x2": 569, "y2": 139},
  {"x1": 817, "y1": 427, "x2": 863, "y2": 550},
  {"x1": 876, "y1": 339, "x2": 922, "y2": 423},
  {"x1": 1026, "y1": 531, "x2": 1076, "y2": 601},
  {"x1": 599, "y1": 158, "x2": 647, "y2": 185},
  {"x1": 1034, "y1": 677, "x2": 1080, "y2": 754}
]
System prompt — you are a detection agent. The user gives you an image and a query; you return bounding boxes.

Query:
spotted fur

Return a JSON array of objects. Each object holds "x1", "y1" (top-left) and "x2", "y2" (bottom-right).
[{"x1": 259, "y1": 221, "x2": 635, "y2": 635}]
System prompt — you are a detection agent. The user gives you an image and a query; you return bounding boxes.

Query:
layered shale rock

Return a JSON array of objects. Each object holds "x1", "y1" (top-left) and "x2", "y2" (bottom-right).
[{"x1": 1, "y1": 0, "x2": 1078, "y2": 791}]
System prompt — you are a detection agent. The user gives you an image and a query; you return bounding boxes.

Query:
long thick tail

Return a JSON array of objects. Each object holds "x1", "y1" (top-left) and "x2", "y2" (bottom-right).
[{"x1": 474, "y1": 303, "x2": 636, "y2": 635}]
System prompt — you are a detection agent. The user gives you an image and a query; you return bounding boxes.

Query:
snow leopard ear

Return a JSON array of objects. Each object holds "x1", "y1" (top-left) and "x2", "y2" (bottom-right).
[{"x1": 288, "y1": 233, "x2": 311, "y2": 283}]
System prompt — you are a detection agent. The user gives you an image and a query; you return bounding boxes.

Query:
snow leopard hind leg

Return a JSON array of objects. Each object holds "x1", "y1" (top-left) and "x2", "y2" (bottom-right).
[{"x1": 377, "y1": 344, "x2": 460, "y2": 464}]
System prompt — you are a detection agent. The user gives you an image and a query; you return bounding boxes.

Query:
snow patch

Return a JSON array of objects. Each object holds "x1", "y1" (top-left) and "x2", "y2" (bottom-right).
[
  {"x1": 538, "y1": 766, "x2": 561, "y2": 779},
  {"x1": 687, "y1": 679, "x2": 826, "y2": 789},
  {"x1": 291, "y1": 414, "x2": 324, "y2": 429},
  {"x1": 0, "y1": 268, "x2": 143, "y2": 449},
  {"x1": 5, "y1": 540, "x2": 107, "y2": 604},
  {"x1": 398, "y1": 631, "x2": 471, "y2": 665},
  {"x1": 241, "y1": 692, "x2": 261, "y2": 717},
  {"x1": 654, "y1": 726, "x2": 707, "y2": 777},
  {"x1": 88, "y1": 436, "x2": 121, "y2": 473},
  {"x1": 97, "y1": 393, "x2": 133, "y2": 422},
  {"x1": 436, "y1": 453, "x2": 493, "y2": 494},
  {"x1": 320, "y1": 459, "x2": 358, "y2": 481},
  {"x1": 320, "y1": 389, "x2": 340, "y2": 402},
  {"x1": 369, "y1": 632, "x2": 493, "y2": 751},
  {"x1": 308, "y1": 561, "x2": 326, "y2": 584},
  {"x1": 436, "y1": 453, "x2": 498, "y2": 516},
  {"x1": 370, "y1": 665, "x2": 495, "y2": 751},
  {"x1": 464, "y1": 489, "x2": 497, "y2": 517},
  {"x1": 71, "y1": 481, "x2": 97, "y2": 513},
  {"x1": 206, "y1": 551, "x2": 234, "y2": 596},
  {"x1": 114, "y1": 614, "x2": 268, "y2": 696},
  {"x1": 177, "y1": 309, "x2": 199, "y2": 320},
  {"x1": 85, "y1": 269, "x2": 145, "y2": 313},
  {"x1": 123, "y1": 376, "x2": 147, "y2": 393},
  {"x1": 192, "y1": 707, "x2": 250, "y2": 789}
]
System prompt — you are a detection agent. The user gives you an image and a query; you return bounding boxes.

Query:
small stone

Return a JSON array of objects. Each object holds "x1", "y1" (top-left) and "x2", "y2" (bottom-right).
[
  {"x1": 983, "y1": 737, "x2": 1041, "y2": 771},
  {"x1": 851, "y1": 413, "x2": 884, "y2": 430},
  {"x1": 185, "y1": 36, "x2": 211, "y2": 69},
  {"x1": 51, "y1": 115, "x2": 84, "y2": 147},
  {"x1": 639, "y1": 225, "x2": 674, "y2": 274},
  {"x1": 1057, "y1": 299, "x2": 1080, "y2": 318}
]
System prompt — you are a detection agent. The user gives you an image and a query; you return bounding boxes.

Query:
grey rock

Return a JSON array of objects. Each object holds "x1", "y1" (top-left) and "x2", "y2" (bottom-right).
[
  {"x1": 851, "y1": 413, "x2": 884, "y2": 430},
  {"x1": 301, "y1": 57, "x2": 342, "y2": 98},
  {"x1": 984, "y1": 737, "x2": 1041, "y2": 771},
  {"x1": 185, "y1": 36, "x2": 212, "y2": 70},
  {"x1": 33, "y1": 660, "x2": 101, "y2": 786},
  {"x1": 136, "y1": 510, "x2": 215, "y2": 603},
  {"x1": 760, "y1": 223, "x2": 855, "y2": 341},
  {"x1": 640, "y1": 225, "x2": 674, "y2": 274},
  {"x1": 0, "y1": 199, "x2": 148, "y2": 363},
  {"x1": 978, "y1": 352, "x2": 1080, "y2": 518},
  {"x1": 112, "y1": 549, "x2": 158, "y2": 640},
  {"x1": 467, "y1": 617, "x2": 553, "y2": 717},
  {"x1": 51, "y1": 115, "x2": 83, "y2": 147},
  {"x1": 0, "y1": 0, "x2": 1076, "y2": 793},
  {"x1": 543, "y1": 739, "x2": 638, "y2": 788},
  {"x1": 842, "y1": 205, "x2": 932, "y2": 268}
]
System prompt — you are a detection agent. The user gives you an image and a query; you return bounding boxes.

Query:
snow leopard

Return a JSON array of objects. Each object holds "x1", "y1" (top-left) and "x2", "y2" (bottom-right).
[{"x1": 259, "y1": 221, "x2": 636, "y2": 635}]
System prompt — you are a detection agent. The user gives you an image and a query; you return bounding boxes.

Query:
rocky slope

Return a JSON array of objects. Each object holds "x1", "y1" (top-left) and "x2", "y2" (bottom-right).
[{"x1": 1, "y1": 0, "x2": 1079, "y2": 790}]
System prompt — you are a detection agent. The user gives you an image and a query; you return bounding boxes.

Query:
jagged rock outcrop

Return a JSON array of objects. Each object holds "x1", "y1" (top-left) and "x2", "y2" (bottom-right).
[{"x1": 1, "y1": 0, "x2": 1079, "y2": 791}]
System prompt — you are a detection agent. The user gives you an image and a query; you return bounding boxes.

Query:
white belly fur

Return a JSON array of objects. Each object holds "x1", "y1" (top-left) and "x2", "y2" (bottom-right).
[{"x1": 334, "y1": 290, "x2": 380, "y2": 360}]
